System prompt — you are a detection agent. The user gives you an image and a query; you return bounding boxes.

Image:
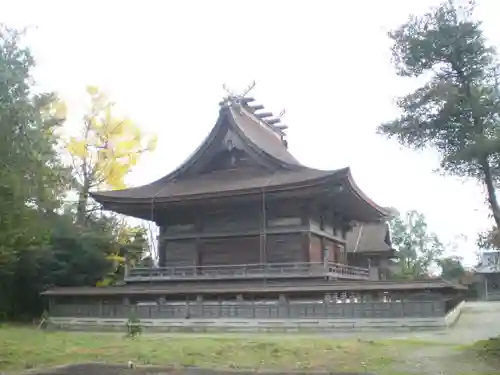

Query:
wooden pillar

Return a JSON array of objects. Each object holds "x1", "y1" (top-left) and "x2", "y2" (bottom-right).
[
  {"x1": 301, "y1": 200, "x2": 312, "y2": 262},
  {"x1": 320, "y1": 237, "x2": 326, "y2": 264},
  {"x1": 158, "y1": 226, "x2": 166, "y2": 267},
  {"x1": 259, "y1": 190, "x2": 268, "y2": 264},
  {"x1": 195, "y1": 208, "x2": 204, "y2": 272},
  {"x1": 332, "y1": 211, "x2": 341, "y2": 238},
  {"x1": 485, "y1": 276, "x2": 489, "y2": 301}
]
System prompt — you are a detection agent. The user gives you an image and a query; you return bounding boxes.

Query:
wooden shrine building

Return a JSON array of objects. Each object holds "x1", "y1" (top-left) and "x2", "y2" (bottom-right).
[
  {"x1": 475, "y1": 250, "x2": 500, "y2": 301},
  {"x1": 346, "y1": 222, "x2": 397, "y2": 280},
  {"x1": 42, "y1": 93, "x2": 465, "y2": 330}
]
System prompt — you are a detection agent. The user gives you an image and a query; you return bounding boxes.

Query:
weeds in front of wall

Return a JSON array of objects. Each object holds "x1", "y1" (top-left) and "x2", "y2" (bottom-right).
[{"x1": 125, "y1": 312, "x2": 142, "y2": 338}]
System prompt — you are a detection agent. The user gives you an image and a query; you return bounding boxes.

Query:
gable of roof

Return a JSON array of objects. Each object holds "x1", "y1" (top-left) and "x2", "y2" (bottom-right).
[{"x1": 163, "y1": 99, "x2": 302, "y2": 180}]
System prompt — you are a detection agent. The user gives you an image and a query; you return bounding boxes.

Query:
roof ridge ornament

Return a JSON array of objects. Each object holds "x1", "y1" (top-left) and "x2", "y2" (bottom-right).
[
  {"x1": 220, "y1": 81, "x2": 289, "y2": 147},
  {"x1": 221, "y1": 81, "x2": 256, "y2": 107}
]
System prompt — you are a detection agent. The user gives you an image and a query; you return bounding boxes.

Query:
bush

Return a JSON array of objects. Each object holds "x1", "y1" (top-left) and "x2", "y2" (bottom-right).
[{"x1": 125, "y1": 313, "x2": 142, "y2": 338}]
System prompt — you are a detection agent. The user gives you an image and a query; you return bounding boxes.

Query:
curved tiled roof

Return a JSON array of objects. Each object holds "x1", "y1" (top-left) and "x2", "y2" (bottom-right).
[
  {"x1": 90, "y1": 96, "x2": 390, "y2": 222},
  {"x1": 229, "y1": 106, "x2": 301, "y2": 167},
  {"x1": 92, "y1": 167, "x2": 344, "y2": 201}
]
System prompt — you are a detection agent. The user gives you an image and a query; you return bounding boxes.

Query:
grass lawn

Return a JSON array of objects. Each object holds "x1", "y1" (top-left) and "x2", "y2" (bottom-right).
[
  {"x1": 470, "y1": 337, "x2": 500, "y2": 369},
  {"x1": 0, "y1": 325, "x2": 492, "y2": 374}
]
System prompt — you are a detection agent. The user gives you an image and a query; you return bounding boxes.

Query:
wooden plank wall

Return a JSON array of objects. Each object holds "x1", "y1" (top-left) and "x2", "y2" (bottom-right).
[
  {"x1": 323, "y1": 238, "x2": 336, "y2": 262},
  {"x1": 266, "y1": 233, "x2": 304, "y2": 263},
  {"x1": 164, "y1": 239, "x2": 197, "y2": 266},
  {"x1": 50, "y1": 299, "x2": 449, "y2": 320},
  {"x1": 197, "y1": 148, "x2": 269, "y2": 175},
  {"x1": 309, "y1": 235, "x2": 323, "y2": 263},
  {"x1": 201, "y1": 236, "x2": 260, "y2": 265},
  {"x1": 203, "y1": 205, "x2": 260, "y2": 233},
  {"x1": 157, "y1": 199, "x2": 355, "y2": 268}
]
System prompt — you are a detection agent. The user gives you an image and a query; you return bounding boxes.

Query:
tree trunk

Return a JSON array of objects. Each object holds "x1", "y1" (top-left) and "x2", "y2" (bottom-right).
[
  {"x1": 481, "y1": 157, "x2": 500, "y2": 228},
  {"x1": 76, "y1": 178, "x2": 90, "y2": 225}
]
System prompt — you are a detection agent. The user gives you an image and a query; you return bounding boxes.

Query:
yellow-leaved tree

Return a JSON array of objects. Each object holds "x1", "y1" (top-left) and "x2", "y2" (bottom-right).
[{"x1": 67, "y1": 85, "x2": 157, "y2": 224}]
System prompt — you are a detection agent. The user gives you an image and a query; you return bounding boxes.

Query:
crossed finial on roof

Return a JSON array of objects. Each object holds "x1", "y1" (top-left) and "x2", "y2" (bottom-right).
[{"x1": 222, "y1": 80, "x2": 256, "y2": 102}]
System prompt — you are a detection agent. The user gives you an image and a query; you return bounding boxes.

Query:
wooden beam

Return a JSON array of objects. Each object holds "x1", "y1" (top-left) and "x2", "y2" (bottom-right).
[
  {"x1": 274, "y1": 124, "x2": 288, "y2": 130},
  {"x1": 248, "y1": 104, "x2": 264, "y2": 111}
]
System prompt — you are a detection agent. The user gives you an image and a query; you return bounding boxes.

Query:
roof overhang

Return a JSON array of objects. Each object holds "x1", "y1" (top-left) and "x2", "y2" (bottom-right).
[
  {"x1": 41, "y1": 279, "x2": 465, "y2": 297},
  {"x1": 348, "y1": 249, "x2": 398, "y2": 258},
  {"x1": 314, "y1": 171, "x2": 389, "y2": 222},
  {"x1": 92, "y1": 168, "x2": 390, "y2": 223}
]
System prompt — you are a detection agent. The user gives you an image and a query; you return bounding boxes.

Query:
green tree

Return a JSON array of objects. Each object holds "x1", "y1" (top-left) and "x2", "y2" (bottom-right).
[
  {"x1": 377, "y1": 1, "x2": 500, "y2": 230},
  {"x1": 0, "y1": 24, "x2": 152, "y2": 320},
  {"x1": 97, "y1": 217, "x2": 149, "y2": 286},
  {"x1": 0, "y1": 25, "x2": 71, "y2": 319},
  {"x1": 390, "y1": 210, "x2": 444, "y2": 279},
  {"x1": 438, "y1": 255, "x2": 466, "y2": 281},
  {"x1": 0, "y1": 26, "x2": 68, "y2": 251}
]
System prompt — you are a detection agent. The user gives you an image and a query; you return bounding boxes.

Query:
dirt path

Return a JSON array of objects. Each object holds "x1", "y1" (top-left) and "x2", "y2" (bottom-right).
[
  {"x1": 405, "y1": 302, "x2": 500, "y2": 374},
  {"x1": 342, "y1": 301, "x2": 500, "y2": 374}
]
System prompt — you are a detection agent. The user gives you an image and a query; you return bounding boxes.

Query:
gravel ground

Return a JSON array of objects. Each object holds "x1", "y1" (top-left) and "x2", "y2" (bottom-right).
[
  {"x1": 403, "y1": 301, "x2": 500, "y2": 374},
  {"x1": 309, "y1": 301, "x2": 500, "y2": 343},
  {"x1": 323, "y1": 301, "x2": 500, "y2": 374}
]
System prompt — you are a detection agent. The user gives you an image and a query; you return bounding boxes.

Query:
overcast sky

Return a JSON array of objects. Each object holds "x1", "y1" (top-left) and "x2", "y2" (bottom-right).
[{"x1": 3, "y1": 0, "x2": 500, "y2": 265}]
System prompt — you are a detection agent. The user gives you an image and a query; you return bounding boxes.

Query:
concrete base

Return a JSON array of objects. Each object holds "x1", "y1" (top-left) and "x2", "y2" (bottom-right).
[
  {"x1": 444, "y1": 300, "x2": 464, "y2": 327},
  {"x1": 49, "y1": 303, "x2": 463, "y2": 332}
]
